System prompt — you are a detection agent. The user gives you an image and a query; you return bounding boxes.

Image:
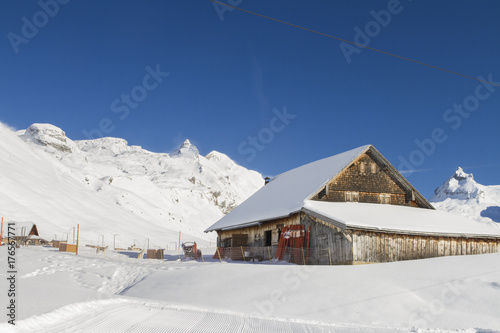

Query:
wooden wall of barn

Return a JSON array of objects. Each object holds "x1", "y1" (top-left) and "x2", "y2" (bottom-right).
[
  {"x1": 351, "y1": 230, "x2": 500, "y2": 264},
  {"x1": 300, "y1": 214, "x2": 353, "y2": 265},
  {"x1": 216, "y1": 213, "x2": 500, "y2": 265},
  {"x1": 218, "y1": 213, "x2": 355, "y2": 265},
  {"x1": 219, "y1": 214, "x2": 300, "y2": 248}
]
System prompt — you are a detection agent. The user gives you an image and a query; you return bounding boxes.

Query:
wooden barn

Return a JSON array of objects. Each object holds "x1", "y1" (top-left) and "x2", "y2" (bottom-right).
[{"x1": 206, "y1": 145, "x2": 500, "y2": 265}]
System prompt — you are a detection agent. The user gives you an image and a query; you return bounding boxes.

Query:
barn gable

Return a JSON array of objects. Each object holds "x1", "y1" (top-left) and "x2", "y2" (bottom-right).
[{"x1": 310, "y1": 146, "x2": 433, "y2": 209}]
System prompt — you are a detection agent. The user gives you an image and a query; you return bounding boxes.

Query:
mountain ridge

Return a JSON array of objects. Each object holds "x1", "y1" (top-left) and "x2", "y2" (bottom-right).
[{"x1": 2, "y1": 122, "x2": 264, "y2": 247}]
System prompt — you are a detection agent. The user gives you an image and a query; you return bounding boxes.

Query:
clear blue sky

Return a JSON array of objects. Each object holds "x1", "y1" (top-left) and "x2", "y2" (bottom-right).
[{"x1": 1, "y1": 0, "x2": 499, "y2": 197}]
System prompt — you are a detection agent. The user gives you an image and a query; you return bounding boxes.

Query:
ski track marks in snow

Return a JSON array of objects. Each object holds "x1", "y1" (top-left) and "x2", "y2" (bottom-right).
[
  {"x1": 14, "y1": 299, "x2": 481, "y2": 333},
  {"x1": 5, "y1": 248, "x2": 500, "y2": 333}
]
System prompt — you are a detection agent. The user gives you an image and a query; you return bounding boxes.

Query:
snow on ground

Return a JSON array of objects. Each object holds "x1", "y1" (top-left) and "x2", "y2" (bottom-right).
[{"x1": 1, "y1": 246, "x2": 499, "y2": 332}]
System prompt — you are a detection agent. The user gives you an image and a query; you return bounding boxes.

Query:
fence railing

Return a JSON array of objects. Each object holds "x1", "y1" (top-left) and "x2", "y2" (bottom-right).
[{"x1": 212, "y1": 246, "x2": 337, "y2": 265}]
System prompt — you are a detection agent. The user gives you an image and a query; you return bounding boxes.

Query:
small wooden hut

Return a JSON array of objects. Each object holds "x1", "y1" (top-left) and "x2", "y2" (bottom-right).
[{"x1": 12, "y1": 222, "x2": 47, "y2": 246}]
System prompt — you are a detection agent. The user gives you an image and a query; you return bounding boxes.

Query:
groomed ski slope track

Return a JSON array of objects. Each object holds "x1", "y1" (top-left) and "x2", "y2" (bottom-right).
[
  {"x1": 18, "y1": 299, "x2": 460, "y2": 333},
  {"x1": 2, "y1": 247, "x2": 500, "y2": 333}
]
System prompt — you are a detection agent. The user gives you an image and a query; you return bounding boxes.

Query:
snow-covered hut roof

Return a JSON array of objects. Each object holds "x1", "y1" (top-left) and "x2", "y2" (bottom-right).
[
  {"x1": 206, "y1": 145, "x2": 372, "y2": 232},
  {"x1": 303, "y1": 201, "x2": 500, "y2": 237},
  {"x1": 27, "y1": 235, "x2": 45, "y2": 240}
]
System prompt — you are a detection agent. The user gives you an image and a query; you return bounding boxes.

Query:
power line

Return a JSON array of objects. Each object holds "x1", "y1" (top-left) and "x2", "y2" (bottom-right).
[{"x1": 209, "y1": 0, "x2": 499, "y2": 87}]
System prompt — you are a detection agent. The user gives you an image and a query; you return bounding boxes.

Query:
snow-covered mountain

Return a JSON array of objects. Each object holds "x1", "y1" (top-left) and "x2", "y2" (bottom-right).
[
  {"x1": 0, "y1": 122, "x2": 263, "y2": 248},
  {"x1": 430, "y1": 167, "x2": 500, "y2": 224}
]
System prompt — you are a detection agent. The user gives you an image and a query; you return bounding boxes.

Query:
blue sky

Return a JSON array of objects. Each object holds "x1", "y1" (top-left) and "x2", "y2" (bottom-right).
[{"x1": 1, "y1": 0, "x2": 499, "y2": 197}]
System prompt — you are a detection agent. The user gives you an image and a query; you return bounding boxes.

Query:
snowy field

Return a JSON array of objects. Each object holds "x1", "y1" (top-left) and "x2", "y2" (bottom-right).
[{"x1": 1, "y1": 246, "x2": 500, "y2": 332}]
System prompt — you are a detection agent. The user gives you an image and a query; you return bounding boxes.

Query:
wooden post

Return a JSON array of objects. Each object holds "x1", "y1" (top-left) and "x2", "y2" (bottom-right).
[
  {"x1": 268, "y1": 246, "x2": 271, "y2": 261},
  {"x1": 306, "y1": 226, "x2": 311, "y2": 263},
  {"x1": 178, "y1": 231, "x2": 181, "y2": 251},
  {"x1": 241, "y1": 246, "x2": 246, "y2": 262},
  {"x1": 328, "y1": 248, "x2": 332, "y2": 266},
  {"x1": 301, "y1": 247, "x2": 306, "y2": 265},
  {"x1": 76, "y1": 224, "x2": 80, "y2": 256},
  {"x1": 216, "y1": 247, "x2": 222, "y2": 263}
]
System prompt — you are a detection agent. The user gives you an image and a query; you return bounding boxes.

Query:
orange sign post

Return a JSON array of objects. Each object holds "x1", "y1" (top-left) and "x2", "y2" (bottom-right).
[
  {"x1": 76, "y1": 224, "x2": 80, "y2": 256},
  {"x1": 0, "y1": 217, "x2": 3, "y2": 245}
]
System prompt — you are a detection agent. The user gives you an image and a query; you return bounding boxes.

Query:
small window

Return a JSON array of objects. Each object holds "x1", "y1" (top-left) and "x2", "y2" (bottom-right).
[
  {"x1": 222, "y1": 238, "x2": 232, "y2": 248},
  {"x1": 232, "y1": 234, "x2": 248, "y2": 247},
  {"x1": 379, "y1": 193, "x2": 391, "y2": 204},
  {"x1": 371, "y1": 163, "x2": 377, "y2": 174},
  {"x1": 359, "y1": 162, "x2": 366, "y2": 174},
  {"x1": 345, "y1": 191, "x2": 359, "y2": 202}
]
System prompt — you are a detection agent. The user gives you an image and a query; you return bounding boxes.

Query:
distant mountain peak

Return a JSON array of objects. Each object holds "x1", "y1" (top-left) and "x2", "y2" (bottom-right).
[
  {"x1": 430, "y1": 167, "x2": 500, "y2": 224},
  {"x1": 206, "y1": 150, "x2": 230, "y2": 162},
  {"x1": 431, "y1": 167, "x2": 483, "y2": 202},
  {"x1": 21, "y1": 123, "x2": 76, "y2": 153},
  {"x1": 171, "y1": 139, "x2": 199, "y2": 158},
  {"x1": 454, "y1": 167, "x2": 473, "y2": 181}
]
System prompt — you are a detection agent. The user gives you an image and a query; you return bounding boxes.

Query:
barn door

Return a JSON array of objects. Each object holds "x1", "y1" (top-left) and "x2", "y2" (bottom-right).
[
  {"x1": 264, "y1": 230, "x2": 272, "y2": 247},
  {"x1": 275, "y1": 225, "x2": 309, "y2": 264}
]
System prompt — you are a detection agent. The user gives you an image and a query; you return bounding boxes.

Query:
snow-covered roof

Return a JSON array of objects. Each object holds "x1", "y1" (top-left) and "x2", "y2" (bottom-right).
[
  {"x1": 205, "y1": 145, "x2": 371, "y2": 232},
  {"x1": 27, "y1": 235, "x2": 45, "y2": 240},
  {"x1": 303, "y1": 201, "x2": 500, "y2": 237}
]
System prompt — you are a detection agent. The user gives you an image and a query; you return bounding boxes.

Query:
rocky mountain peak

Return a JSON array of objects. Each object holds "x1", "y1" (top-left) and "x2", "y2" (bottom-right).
[
  {"x1": 21, "y1": 123, "x2": 76, "y2": 153},
  {"x1": 171, "y1": 139, "x2": 199, "y2": 158},
  {"x1": 431, "y1": 167, "x2": 483, "y2": 202}
]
